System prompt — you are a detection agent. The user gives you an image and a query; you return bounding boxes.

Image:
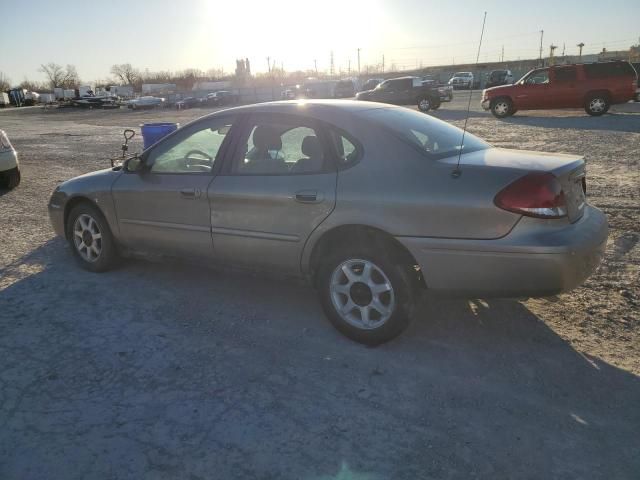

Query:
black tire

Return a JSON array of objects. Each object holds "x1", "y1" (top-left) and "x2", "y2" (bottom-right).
[
  {"x1": 584, "y1": 94, "x2": 610, "y2": 116},
  {"x1": 65, "y1": 202, "x2": 118, "y2": 272},
  {"x1": 490, "y1": 97, "x2": 513, "y2": 118},
  {"x1": 0, "y1": 167, "x2": 20, "y2": 189},
  {"x1": 417, "y1": 96, "x2": 438, "y2": 112},
  {"x1": 317, "y1": 247, "x2": 415, "y2": 345}
]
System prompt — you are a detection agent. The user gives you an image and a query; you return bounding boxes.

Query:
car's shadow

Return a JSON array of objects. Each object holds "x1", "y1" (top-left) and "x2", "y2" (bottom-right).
[
  {"x1": 1, "y1": 239, "x2": 639, "y2": 479},
  {"x1": 501, "y1": 112, "x2": 640, "y2": 133}
]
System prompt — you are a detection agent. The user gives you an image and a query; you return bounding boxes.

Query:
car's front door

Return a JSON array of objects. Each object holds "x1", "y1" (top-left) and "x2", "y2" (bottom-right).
[
  {"x1": 111, "y1": 115, "x2": 237, "y2": 257},
  {"x1": 513, "y1": 68, "x2": 551, "y2": 109},
  {"x1": 208, "y1": 112, "x2": 338, "y2": 274}
]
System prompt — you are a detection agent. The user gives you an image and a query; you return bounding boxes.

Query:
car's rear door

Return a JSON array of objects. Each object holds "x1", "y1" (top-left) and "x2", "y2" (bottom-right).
[
  {"x1": 111, "y1": 114, "x2": 237, "y2": 257},
  {"x1": 549, "y1": 66, "x2": 581, "y2": 107},
  {"x1": 208, "y1": 112, "x2": 338, "y2": 274}
]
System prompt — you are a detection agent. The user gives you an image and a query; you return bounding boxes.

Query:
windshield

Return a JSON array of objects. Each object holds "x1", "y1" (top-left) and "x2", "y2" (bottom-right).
[
  {"x1": 360, "y1": 107, "x2": 490, "y2": 159},
  {"x1": 455, "y1": 72, "x2": 471, "y2": 77}
]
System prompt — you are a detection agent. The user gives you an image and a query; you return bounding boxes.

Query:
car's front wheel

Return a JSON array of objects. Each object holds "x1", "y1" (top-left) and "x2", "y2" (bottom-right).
[
  {"x1": 490, "y1": 97, "x2": 514, "y2": 118},
  {"x1": 585, "y1": 94, "x2": 610, "y2": 116},
  {"x1": 66, "y1": 203, "x2": 118, "y2": 272},
  {"x1": 318, "y1": 249, "x2": 415, "y2": 345}
]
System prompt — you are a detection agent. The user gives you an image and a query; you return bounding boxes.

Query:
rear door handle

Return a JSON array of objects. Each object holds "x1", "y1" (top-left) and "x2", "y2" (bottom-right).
[
  {"x1": 295, "y1": 190, "x2": 323, "y2": 203},
  {"x1": 180, "y1": 188, "x2": 201, "y2": 199}
]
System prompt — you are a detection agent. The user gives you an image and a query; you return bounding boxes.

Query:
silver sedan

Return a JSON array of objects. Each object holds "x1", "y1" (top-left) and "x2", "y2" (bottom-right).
[{"x1": 48, "y1": 100, "x2": 608, "y2": 344}]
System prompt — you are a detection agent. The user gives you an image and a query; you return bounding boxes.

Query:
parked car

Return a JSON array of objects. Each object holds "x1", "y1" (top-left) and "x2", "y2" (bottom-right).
[
  {"x1": 360, "y1": 78, "x2": 383, "y2": 91},
  {"x1": 448, "y1": 72, "x2": 474, "y2": 89},
  {"x1": 127, "y1": 96, "x2": 165, "y2": 110},
  {"x1": 205, "y1": 90, "x2": 238, "y2": 107},
  {"x1": 356, "y1": 76, "x2": 442, "y2": 112},
  {"x1": 48, "y1": 100, "x2": 607, "y2": 345},
  {"x1": 482, "y1": 61, "x2": 638, "y2": 118},
  {"x1": 485, "y1": 69, "x2": 514, "y2": 88},
  {"x1": 281, "y1": 88, "x2": 297, "y2": 100},
  {"x1": 0, "y1": 130, "x2": 20, "y2": 189},
  {"x1": 334, "y1": 80, "x2": 356, "y2": 98},
  {"x1": 176, "y1": 97, "x2": 201, "y2": 109}
]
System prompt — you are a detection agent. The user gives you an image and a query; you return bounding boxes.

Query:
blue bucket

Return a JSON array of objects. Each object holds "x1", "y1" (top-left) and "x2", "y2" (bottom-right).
[{"x1": 140, "y1": 122, "x2": 179, "y2": 149}]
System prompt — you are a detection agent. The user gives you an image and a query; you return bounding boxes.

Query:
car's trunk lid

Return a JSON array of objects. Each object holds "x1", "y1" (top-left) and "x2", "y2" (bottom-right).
[{"x1": 440, "y1": 147, "x2": 587, "y2": 222}]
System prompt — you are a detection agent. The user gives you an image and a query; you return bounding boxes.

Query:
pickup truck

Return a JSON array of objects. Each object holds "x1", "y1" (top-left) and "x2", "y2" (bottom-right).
[{"x1": 355, "y1": 76, "x2": 442, "y2": 112}]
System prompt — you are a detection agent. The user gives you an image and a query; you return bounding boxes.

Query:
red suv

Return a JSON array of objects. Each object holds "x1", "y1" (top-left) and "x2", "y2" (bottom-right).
[{"x1": 482, "y1": 61, "x2": 638, "y2": 118}]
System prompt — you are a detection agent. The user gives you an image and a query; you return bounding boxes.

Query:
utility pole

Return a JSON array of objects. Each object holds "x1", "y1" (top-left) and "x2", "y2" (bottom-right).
[
  {"x1": 539, "y1": 29, "x2": 544, "y2": 66},
  {"x1": 501, "y1": 45, "x2": 504, "y2": 62},
  {"x1": 357, "y1": 48, "x2": 361, "y2": 75},
  {"x1": 330, "y1": 50, "x2": 335, "y2": 77},
  {"x1": 382, "y1": 54, "x2": 385, "y2": 73},
  {"x1": 348, "y1": 59, "x2": 351, "y2": 75},
  {"x1": 267, "y1": 56, "x2": 271, "y2": 73},
  {"x1": 577, "y1": 42, "x2": 585, "y2": 59},
  {"x1": 314, "y1": 59, "x2": 317, "y2": 76},
  {"x1": 562, "y1": 43, "x2": 565, "y2": 58},
  {"x1": 549, "y1": 44, "x2": 557, "y2": 66}
]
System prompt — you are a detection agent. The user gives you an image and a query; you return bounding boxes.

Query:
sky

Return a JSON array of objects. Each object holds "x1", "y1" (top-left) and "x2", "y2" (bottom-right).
[{"x1": 1, "y1": 0, "x2": 638, "y2": 85}]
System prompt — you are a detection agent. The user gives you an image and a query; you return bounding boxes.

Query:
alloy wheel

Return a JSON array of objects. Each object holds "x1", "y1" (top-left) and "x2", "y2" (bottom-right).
[
  {"x1": 329, "y1": 259, "x2": 395, "y2": 330},
  {"x1": 73, "y1": 214, "x2": 102, "y2": 262},
  {"x1": 494, "y1": 101, "x2": 509, "y2": 116},
  {"x1": 419, "y1": 99, "x2": 431, "y2": 111},
  {"x1": 589, "y1": 98, "x2": 606, "y2": 113}
]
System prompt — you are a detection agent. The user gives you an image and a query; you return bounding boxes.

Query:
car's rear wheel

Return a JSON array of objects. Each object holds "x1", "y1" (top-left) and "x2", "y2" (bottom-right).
[
  {"x1": 585, "y1": 94, "x2": 610, "y2": 116},
  {"x1": 66, "y1": 203, "x2": 118, "y2": 272},
  {"x1": 317, "y1": 248, "x2": 415, "y2": 345},
  {"x1": 417, "y1": 96, "x2": 439, "y2": 112},
  {"x1": 0, "y1": 167, "x2": 20, "y2": 190},
  {"x1": 490, "y1": 97, "x2": 513, "y2": 118}
]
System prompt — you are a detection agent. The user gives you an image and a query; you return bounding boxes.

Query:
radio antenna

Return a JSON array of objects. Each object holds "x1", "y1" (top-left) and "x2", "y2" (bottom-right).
[{"x1": 452, "y1": 11, "x2": 487, "y2": 178}]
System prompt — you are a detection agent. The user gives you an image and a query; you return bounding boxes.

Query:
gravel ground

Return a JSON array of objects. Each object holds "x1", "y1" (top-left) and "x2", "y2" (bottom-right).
[{"x1": 1, "y1": 94, "x2": 639, "y2": 479}]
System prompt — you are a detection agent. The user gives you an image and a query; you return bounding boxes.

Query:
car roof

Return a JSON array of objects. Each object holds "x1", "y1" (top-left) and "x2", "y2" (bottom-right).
[{"x1": 203, "y1": 99, "x2": 392, "y2": 120}]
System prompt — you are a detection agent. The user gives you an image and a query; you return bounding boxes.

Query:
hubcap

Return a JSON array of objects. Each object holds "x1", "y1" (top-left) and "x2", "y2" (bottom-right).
[
  {"x1": 73, "y1": 214, "x2": 102, "y2": 262},
  {"x1": 494, "y1": 102, "x2": 509, "y2": 115},
  {"x1": 419, "y1": 99, "x2": 430, "y2": 110},
  {"x1": 329, "y1": 259, "x2": 395, "y2": 330},
  {"x1": 590, "y1": 98, "x2": 605, "y2": 112}
]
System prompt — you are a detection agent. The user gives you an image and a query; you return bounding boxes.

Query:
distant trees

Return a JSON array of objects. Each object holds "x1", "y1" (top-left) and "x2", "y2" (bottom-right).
[
  {"x1": 110, "y1": 63, "x2": 140, "y2": 86},
  {"x1": 39, "y1": 63, "x2": 80, "y2": 89},
  {"x1": 0, "y1": 72, "x2": 10, "y2": 91}
]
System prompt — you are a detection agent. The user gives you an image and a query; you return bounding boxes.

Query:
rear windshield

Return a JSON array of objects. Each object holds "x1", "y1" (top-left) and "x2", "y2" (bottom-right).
[
  {"x1": 359, "y1": 107, "x2": 490, "y2": 159},
  {"x1": 583, "y1": 62, "x2": 636, "y2": 78}
]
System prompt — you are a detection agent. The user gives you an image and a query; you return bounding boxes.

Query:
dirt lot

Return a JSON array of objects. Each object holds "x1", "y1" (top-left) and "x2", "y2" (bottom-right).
[{"x1": 1, "y1": 95, "x2": 639, "y2": 479}]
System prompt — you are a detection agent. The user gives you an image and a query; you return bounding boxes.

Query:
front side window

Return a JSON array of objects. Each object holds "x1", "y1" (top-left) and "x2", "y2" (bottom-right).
[
  {"x1": 360, "y1": 107, "x2": 489, "y2": 159},
  {"x1": 524, "y1": 69, "x2": 550, "y2": 85},
  {"x1": 231, "y1": 118, "x2": 327, "y2": 175},
  {"x1": 148, "y1": 117, "x2": 234, "y2": 174}
]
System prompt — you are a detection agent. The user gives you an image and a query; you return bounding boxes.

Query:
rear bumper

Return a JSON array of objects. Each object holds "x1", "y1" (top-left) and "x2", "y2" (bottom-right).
[{"x1": 397, "y1": 205, "x2": 608, "y2": 298}]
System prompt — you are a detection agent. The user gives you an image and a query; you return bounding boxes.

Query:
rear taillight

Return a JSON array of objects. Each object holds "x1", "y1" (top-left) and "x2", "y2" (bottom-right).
[{"x1": 494, "y1": 172, "x2": 567, "y2": 218}]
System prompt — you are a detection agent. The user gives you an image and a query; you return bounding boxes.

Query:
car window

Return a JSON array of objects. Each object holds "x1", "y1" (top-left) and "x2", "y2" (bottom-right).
[
  {"x1": 231, "y1": 119, "x2": 326, "y2": 175},
  {"x1": 524, "y1": 69, "x2": 549, "y2": 84},
  {"x1": 555, "y1": 66, "x2": 577, "y2": 83},
  {"x1": 329, "y1": 129, "x2": 360, "y2": 167},
  {"x1": 360, "y1": 107, "x2": 489, "y2": 159},
  {"x1": 149, "y1": 118, "x2": 234, "y2": 174},
  {"x1": 584, "y1": 61, "x2": 636, "y2": 78}
]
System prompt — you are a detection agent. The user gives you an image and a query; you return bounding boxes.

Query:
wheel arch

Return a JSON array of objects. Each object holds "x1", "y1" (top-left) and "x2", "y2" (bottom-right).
[
  {"x1": 584, "y1": 89, "x2": 612, "y2": 102},
  {"x1": 306, "y1": 224, "x2": 426, "y2": 289},
  {"x1": 63, "y1": 196, "x2": 106, "y2": 240}
]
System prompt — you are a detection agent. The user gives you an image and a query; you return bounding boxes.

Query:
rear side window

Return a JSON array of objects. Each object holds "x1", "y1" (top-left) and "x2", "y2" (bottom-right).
[
  {"x1": 554, "y1": 66, "x2": 577, "y2": 83},
  {"x1": 328, "y1": 129, "x2": 361, "y2": 169},
  {"x1": 583, "y1": 62, "x2": 636, "y2": 78}
]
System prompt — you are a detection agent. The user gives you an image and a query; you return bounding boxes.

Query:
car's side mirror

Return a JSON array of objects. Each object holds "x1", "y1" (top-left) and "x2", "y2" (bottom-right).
[{"x1": 124, "y1": 155, "x2": 145, "y2": 173}]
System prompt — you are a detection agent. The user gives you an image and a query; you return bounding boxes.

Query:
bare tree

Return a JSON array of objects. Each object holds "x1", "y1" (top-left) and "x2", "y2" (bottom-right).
[
  {"x1": 0, "y1": 72, "x2": 11, "y2": 91},
  {"x1": 19, "y1": 79, "x2": 47, "y2": 91},
  {"x1": 39, "y1": 63, "x2": 80, "y2": 89},
  {"x1": 110, "y1": 63, "x2": 139, "y2": 85},
  {"x1": 39, "y1": 63, "x2": 66, "y2": 88}
]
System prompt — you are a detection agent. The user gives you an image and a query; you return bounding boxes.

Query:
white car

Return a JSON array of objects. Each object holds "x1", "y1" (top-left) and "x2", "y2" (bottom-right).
[
  {"x1": 0, "y1": 130, "x2": 20, "y2": 189},
  {"x1": 126, "y1": 96, "x2": 165, "y2": 110},
  {"x1": 448, "y1": 72, "x2": 474, "y2": 89}
]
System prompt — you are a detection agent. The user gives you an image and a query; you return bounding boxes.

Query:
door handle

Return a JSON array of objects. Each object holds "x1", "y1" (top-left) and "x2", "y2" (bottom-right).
[
  {"x1": 295, "y1": 190, "x2": 323, "y2": 203},
  {"x1": 180, "y1": 188, "x2": 201, "y2": 199}
]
